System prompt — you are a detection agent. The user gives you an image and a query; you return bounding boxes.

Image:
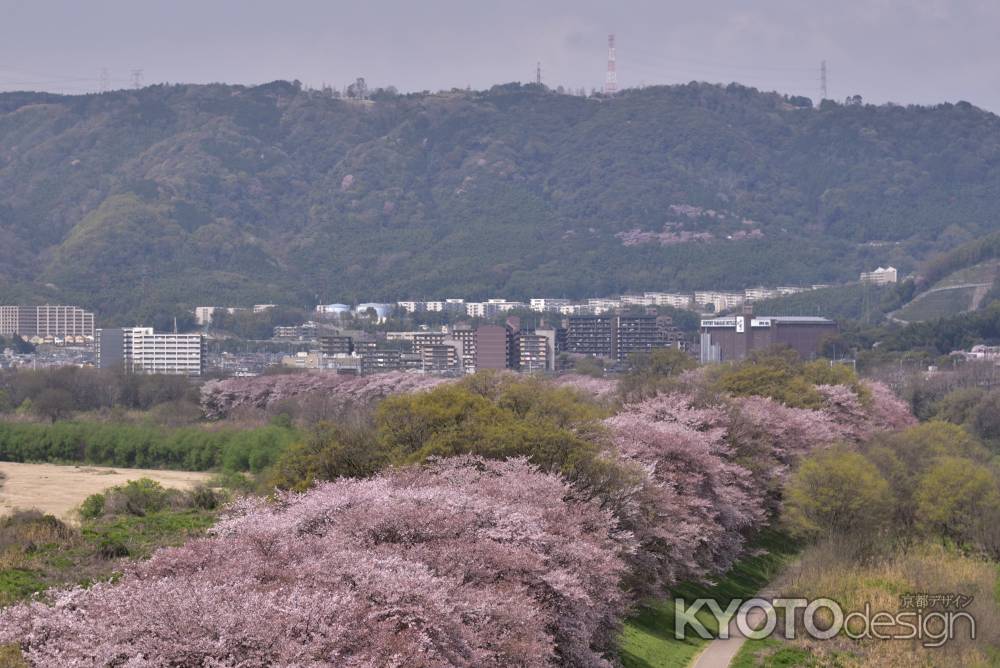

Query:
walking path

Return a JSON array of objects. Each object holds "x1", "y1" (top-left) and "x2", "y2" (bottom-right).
[{"x1": 689, "y1": 560, "x2": 800, "y2": 668}]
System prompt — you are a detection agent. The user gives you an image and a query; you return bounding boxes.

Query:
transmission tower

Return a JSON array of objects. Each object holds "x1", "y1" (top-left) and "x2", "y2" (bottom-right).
[
  {"x1": 130, "y1": 68, "x2": 143, "y2": 90},
  {"x1": 536, "y1": 61, "x2": 541, "y2": 85},
  {"x1": 604, "y1": 34, "x2": 617, "y2": 95},
  {"x1": 99, "y1": 67, "x2": 110, "y2": 93},
  {"x1": 820, "y1": 60, "x2": 827, "y2": 100}
]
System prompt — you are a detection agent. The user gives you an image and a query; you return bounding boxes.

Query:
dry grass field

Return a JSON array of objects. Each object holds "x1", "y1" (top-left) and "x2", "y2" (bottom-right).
[{"x1": 0, "y1": 462, "x2": 212, "y2": 521}]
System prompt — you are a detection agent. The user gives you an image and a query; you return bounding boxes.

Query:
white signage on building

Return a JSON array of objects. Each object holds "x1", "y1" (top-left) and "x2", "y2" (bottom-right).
[
  {"x1": 736, "y1": 316, "x2": 745, "y2": 333},
  {"x1": 701, "y1": 318, "x2": 737, "y2": 328},
  {"x1": 751, "y1": 318, "x2": 772, "y2": 328}
]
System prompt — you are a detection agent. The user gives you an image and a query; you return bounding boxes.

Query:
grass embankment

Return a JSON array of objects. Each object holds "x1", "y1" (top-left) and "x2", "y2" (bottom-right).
[
  {"x1": 619, "y1": 530, "x2": 799, "y2": 668},
  {"x1": 0, "y1": 421, "x2": 298, "y2": 473},
  {"x1": 730, "y1": 542, "x2": 1000, "y2": 667},
  {"x1": 0, "y1": 479, "x2": 223, "y2": 607}
]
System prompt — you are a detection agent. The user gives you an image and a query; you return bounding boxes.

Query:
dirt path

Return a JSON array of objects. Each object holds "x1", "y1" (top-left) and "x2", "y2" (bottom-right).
[
  {"x1": 0, "y1": 462, "x2": 212, "y2": 522},
  {"x1": 690, "y1": 561, "x2": 800, "y2": 668}
]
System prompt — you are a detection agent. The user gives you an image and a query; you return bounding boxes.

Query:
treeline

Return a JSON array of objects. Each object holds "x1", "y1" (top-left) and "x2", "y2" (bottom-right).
[
  {"x1": 0, "y1": 422, "x2": 297, "y2": 473},
  {"x1": 0, "y1": 367, "x2": 197, "y2": 421},
  {"x1": 920, "y1": 229, "x2": 1000, "y2": 287},
  {"x1": 880, "y1": 299, "x2": 1000, "y2": 354}
]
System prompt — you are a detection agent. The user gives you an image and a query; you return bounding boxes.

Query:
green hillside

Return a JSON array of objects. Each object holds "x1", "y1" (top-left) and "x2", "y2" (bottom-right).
[{"x1": 2, "y1": 81, "x2": 1000, "y2": 323}]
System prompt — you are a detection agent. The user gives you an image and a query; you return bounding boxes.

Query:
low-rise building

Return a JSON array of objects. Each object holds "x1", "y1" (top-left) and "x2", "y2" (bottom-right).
[
  {"x1": 694, "y1": 291, "x2": 745, "y2": 313},
  {"x1": 361, "y1": 349, "x2": 402, "y2": 375},
  {"x1": 699, "y1": 308, "x2": 836, "y2": 363},
  {"x1": 529, "y1": 298, "x2": 571, "y2": 312},
  {"x1": 860, "y1": 267, "x2": 898, "y2": 285}
]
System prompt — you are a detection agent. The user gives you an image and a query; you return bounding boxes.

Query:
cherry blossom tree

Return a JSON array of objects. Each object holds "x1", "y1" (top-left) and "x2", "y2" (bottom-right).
[
  {"x1": 201, "y1": 371, "x2": 450, "y2": 420},
  {"x1": 0, "y1": 457, "x2": 633, "y2": 667}
]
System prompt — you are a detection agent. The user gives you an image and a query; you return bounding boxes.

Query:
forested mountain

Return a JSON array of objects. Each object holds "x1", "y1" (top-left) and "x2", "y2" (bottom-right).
[{"x1": 1, "y1": 80, "x2": 999, "y2": 323}]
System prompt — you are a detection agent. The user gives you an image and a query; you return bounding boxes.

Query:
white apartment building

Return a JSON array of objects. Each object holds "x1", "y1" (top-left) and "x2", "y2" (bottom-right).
[
  {"x1": 744, "y1": 287, "x2": 779, "y2": 302},
  {"x1": 694, "y1": 291, "x2": 745, "y2": 313},
  {"x1": 397, "y1": 301, "x2": 426, "y2": 313},
  {"x1": 644, "y1": 292, "x2": 694, "y2": 309},
  {"x1": 860, "y1": 267, "x2": 898, "y2": 285},
  {"x1": 194, "y1": 306, "x2": 245, "y2": 326},
  {"x1": 425, "y1": 299, "x2": 465, "y2": 313},
  {"x1": 98, "y1": 327, "x2": 205, "y2": 376},
  {"x1": 587, "y1": 298, "x2": 621, "y2": 314},
  {"x1": 529, "y1": 298, "x2": 571, "y2": 312},
  {"x1": 621, "y1": 294, "x2": 655, "y2": 306}
]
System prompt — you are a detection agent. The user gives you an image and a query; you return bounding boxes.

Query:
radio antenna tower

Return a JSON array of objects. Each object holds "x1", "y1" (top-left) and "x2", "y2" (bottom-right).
[
  {"x1": 604, "y1": 34, "x2": 617, "y2": 95},
  {"x1": 99, "y1": 68, "x2": 110, "y2": 93},
  {"x1": 820, "y1": 60, "x2": 827, "y2": 100},
  {"x1": 536, "y1": 61, "x2": 541, "y2": 85},
  {"x1": 131, "y1": 68, "x2": 144, "y2": 90}
]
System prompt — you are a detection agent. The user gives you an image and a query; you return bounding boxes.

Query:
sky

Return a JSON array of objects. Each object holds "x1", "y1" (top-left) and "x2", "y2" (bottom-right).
[{"x1": 2, "y1": 0, "x2": 999, "y2": 111}]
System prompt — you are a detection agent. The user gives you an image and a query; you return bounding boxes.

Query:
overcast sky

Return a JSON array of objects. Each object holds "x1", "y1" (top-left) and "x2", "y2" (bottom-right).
[{"x1": 2, "y1": 0, "x2": 999, "y2": 111}]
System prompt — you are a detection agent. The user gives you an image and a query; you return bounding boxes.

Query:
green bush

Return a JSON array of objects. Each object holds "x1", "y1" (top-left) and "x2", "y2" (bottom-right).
[
  {"x1": 0, "y1": 422, "x2": 299, "y2": 472},
  {"x1": 79, "y1": 493, "x2": 106, "y2": 520}
]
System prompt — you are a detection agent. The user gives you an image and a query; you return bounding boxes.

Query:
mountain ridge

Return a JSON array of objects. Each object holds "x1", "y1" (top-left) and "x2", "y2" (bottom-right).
[{"x1": 1, "y1": 80, "x2": 999, "y2": 324}]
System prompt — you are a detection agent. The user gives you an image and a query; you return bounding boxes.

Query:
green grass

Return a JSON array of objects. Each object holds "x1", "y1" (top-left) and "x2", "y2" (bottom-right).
[
  {"x1": 895, "y1": 286, "x2": 976, "y2": 322},
  {"x1": 935, "y1": 259, "x2": 999, "y2": 289},
  {"x1": 0, "y1": 508, "x2": 217, "y2": 606},
  {"x1": 730, "y1": 638, "x2": 820, "y2": 667},
  {"x1": 619, "y1": 530, "x2": 799, "y2": 668}
]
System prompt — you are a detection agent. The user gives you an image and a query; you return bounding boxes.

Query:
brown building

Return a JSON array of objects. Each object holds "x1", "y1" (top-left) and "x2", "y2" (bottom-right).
[
  {"x1": 699, "y1": 310, "x2": 836, "y2": 363},
  {"x1": 475, "y1": 325, "x2": 509, "y2": 370}
]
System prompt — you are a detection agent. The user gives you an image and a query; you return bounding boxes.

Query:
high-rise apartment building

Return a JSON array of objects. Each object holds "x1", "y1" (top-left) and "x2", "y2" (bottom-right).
[
  {"x1": 566, "y1": 315, "x2": 668, "y2": 361},
  {"x1": 566, "y1": 315, "x2": 615, "y2": 357},
  {"x1": 0, "y1": 305, "x2": 95, "y2": 339},
  {"x1": 97, "y1": 327, "x2": 205, "y2": 376},
  {"x1": 474, "y1": 325, "x2": 509, "y2": 370}
]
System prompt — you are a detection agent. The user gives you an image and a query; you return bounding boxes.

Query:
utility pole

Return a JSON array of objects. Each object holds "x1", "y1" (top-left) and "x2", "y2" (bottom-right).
[
  {"x1": 820, "y1": 60, "x2": 827, "y2": 100},
  {"x1": 604, "y1": 34, "x2": 617, "y2": 95},
  {"x1": 536, "y1": 61, "x2": 541, "y2": 85},
  {"x1": 99, "y1": 67, "x2": 110, "y2": 93},
  {"x1": 131, "y1": 68, "x2": 143, "y2": 90}
]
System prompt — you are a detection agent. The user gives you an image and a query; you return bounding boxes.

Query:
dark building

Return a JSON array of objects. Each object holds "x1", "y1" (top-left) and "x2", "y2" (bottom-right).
[
  {"x1": 96, "y1": 327, "x2": 124, "y2": 369},
  {"x1": 566, "y1": 316, "x2": 615, "y2": 358},
  {"x1": 614, "y1": 314, "x2": 665, "y2": 361},
  {"x1": 699, "y1": 309, "x2": 837, "y2": 363},
  {"x1": 319, "y1": 335, "x2": 353, "y2": 356},
  {"x1": 567, "y1": 314, "x2": 668, "y2": 361},
  {"x1": 475, "y1": 325, "x2": 509, "y2": 370},
  {"x1": 361, "y1": 349, "x2": 402, "y2": 375}
]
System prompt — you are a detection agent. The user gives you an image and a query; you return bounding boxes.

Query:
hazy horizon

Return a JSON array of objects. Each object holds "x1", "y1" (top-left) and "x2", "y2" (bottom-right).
[{"x1": 2, "y1": 0, "x2": 999, "y2": 112}]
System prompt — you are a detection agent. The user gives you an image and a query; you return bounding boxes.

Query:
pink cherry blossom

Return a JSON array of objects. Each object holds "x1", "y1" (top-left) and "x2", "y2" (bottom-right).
[{"x1": 0, "y1": 457, "x2": 632, "y2": 667}]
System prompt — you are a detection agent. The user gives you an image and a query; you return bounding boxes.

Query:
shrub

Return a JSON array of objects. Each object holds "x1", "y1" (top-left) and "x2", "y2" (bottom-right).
[
  {"x1": 78, "y1": 494, "x2": 106, "y2": 520},
  {"x1": 782, "y1": 448, "x2": 895, "y2": 541}
]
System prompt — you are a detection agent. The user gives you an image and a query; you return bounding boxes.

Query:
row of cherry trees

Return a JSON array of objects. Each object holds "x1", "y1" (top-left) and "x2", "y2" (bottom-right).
[{"x1": 0, "y1": 372, "x2": 913, "y2": 665}]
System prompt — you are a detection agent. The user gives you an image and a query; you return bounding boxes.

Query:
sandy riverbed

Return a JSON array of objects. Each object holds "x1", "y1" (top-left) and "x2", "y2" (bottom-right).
[{"x1": 0, "y1": 462, "x2": 212, "y2": 521}]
